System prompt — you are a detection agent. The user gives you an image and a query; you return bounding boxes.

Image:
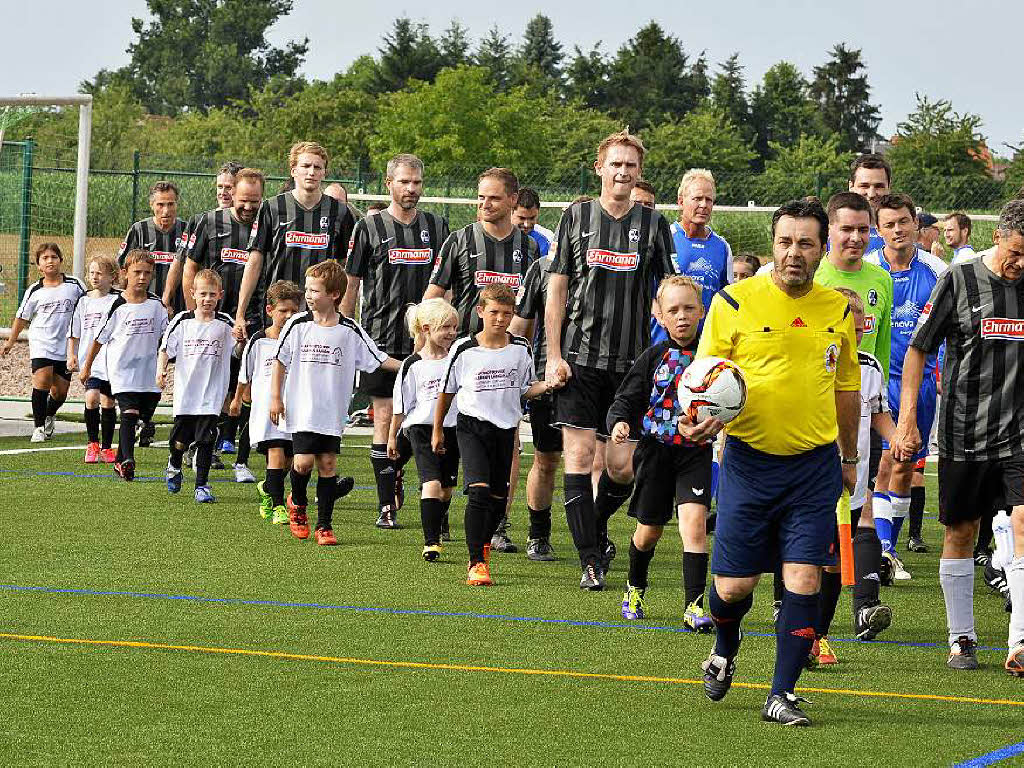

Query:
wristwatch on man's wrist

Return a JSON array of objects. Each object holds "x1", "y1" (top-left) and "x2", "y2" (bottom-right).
[{"x1": 841, "y1": 454, "x2": 860, "y2": 466}]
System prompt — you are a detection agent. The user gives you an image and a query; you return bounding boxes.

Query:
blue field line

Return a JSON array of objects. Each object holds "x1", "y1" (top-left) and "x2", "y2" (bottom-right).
[
  {"x1": 953, "y1": 740, "x2": 1024, "y2": 767},
  {"x1": 0, "y1": 583, "x2": 1006, "y2": 652},
  {"x1": 0, "y1": 468, "x2": 378, "y2": 489}
]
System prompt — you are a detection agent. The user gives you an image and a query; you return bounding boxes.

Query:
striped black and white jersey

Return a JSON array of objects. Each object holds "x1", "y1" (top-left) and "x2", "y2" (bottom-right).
[
  {"x1": 247, "y1": 191, "x2": 355, "y2": 300},
  {"x1": 910, "y1": 257, "x2": 1024, "y2": 461},
  {"x1": 550, "y1": 200, "x2": 675, "y2": 373},
  {"x1": 69, "y1": 290, "x2": 120, "y2": 381},
  {"x1": 394, "y1": 353, "x2": 458, "y2": 428},
  {"x1": 274, "y1": 311, "x2": 387, "y2": 437},
  {"x1": 239, "y1": 329, "x2": 291, "y2": 445},
  {"x1": 429, "y1": 223, "x2": 538, "y2": 335},
  {"x1": 16, "y1": 274, "x2": 86, "y2": 360},
  {"x1": 96, "y1": 293, "x2": 168, "y2": 394},
  {"x1": 160, "y1": 311, "x2": 236, "y2": 417},
  {"x1": 347, "y1": 209, "x2": 449, "y2": 356},
  {"x1": 183, "y1": 207, "x2": 260, "y2": 322},
  {"x1": 515, "y1": 254, "x2": 553, "y2": 375},
  {"x1": 118, "y1": 217, "x2": 188, "y2": 311},
  {"x1": 442, "y1": 334, "x2": 535, "y2": 429}
]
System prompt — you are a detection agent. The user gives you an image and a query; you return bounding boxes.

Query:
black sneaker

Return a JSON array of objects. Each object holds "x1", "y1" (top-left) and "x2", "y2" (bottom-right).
[
  {"x1": 948, "y1": 635, "x2": 980, "y2": 670},
  {"x1": 579, "y1": 562, "x2": 605, "y2": 591},
  {"x1": 376, "y1": 508, "x2": 400, "y2": 529},
  {"x1": 762, "y1": 693, "x2": 811, "y2": 726},
  {"x1": 701, "y1": 651, "x2": 737, "y2": 701},
  {"x1": 335, "y1": 475, "x2": 355, "y2": 498},
  {"x1": 984, "y1": 563, "x2": 1009, "y2": 598},
  {"x1": 907, "y1": 536, "x2": 929, "y2": 553},
  {"x1": 600, "y1": 537, "x2": 617, "y2": 572},
  {"x1": 855, "y1": 601, "x2": 892, "y2": 640},
  {"x1": 526, "y1": 537, "x2": 556, "y2": 561},
  {"x1": 210, "y1": 451, "x2": 226, "y2": 471},
  {"x1": 879, "y1": 553, "x2": 894, "y2": 586},
  {"x1": 974, "y1": 548, "x2": 992, "y2": 568},
  {"x1": 138, "y1": 421, "x2": 156, "y2": 447}
]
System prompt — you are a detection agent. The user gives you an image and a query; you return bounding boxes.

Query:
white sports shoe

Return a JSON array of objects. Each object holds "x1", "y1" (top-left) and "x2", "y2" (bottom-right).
[
  {"x1": 43, "y1": 415, "x2": 56, "y2": 438},
  {"x1": 233, "y1": 463, "x2": 256, "y2": 483},
  {"x1": 31, "y1": 426, "x2": 46, "y2": 443},
  {"x1": 887, "y1": 551, "x2": 912, "y2": 581}
]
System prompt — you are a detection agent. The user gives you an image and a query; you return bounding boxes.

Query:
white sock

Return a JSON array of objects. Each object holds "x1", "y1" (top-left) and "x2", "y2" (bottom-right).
[
  {"x1": 890, "y1": 493, "x2": 910, "y2": 520},
  {"x1": 939, "y1": 558, "x2": 976, "y2": 646},
  {"x1": 1008, "y1": 557, "x2": 1024, "y2": 648}
]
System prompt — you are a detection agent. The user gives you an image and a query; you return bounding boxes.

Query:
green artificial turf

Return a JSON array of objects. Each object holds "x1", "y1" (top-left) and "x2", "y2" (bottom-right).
[{"x1": 0, "y1": 429, "x2": 1021, "y2": 765}]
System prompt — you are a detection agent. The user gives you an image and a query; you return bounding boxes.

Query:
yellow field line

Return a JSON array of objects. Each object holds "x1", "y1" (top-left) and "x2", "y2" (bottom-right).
[{"x1": 3, "y1": 632, "x2": 1022, "y2": 708}]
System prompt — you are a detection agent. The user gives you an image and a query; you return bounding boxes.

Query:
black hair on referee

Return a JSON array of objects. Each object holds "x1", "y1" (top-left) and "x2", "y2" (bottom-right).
[{"x1": 771, "y1": 199, "x2": 829, "y2": 247}]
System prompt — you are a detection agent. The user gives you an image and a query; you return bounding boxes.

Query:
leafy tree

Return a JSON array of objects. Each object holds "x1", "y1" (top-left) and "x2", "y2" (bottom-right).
[
  {"x1": 758, "y1": 133, "x2": 855, "y2": 202},
  {"x1": 376, "y1": 17, "x2": 442, "y2": 92},
  {"x1": 689, "y1": 52, "x2": 711, "y2": 104},
  {"x1": 888, "y1": 94, "x2": 989, "y2": 177},
  {"x1": 750, "y1": 62, "x2": 825, "y2": 166},
  {"x1": 643, "y1": 106, "x2": 755, "y2": 174},
  {"x1": 711, "y1": 54, "x2": 750, "y2": 138},
  {"x1": 605, "y1": 22, "x2": 702, "y2": 130},
  {"x1": 545, "y1": 106, "x2": 621, "y2": 191},
  {"x1": 84, "y1": 0, "x2": 307, "y2": 116},
  {"x1": 810, "y1": 44, "x2": 881, "y2": 152},
  {"x1": 564, "y1": 44, "x2": 610, "y2": 111},
  {"x1": 438, "y1": 20, "x2": 471, "y2": 68},
  {"x1": 474, "y1": 25, "x2": 514, "y2": 91},
  {"x1": 517, "y1": 14, "x2": 563, "y2": 84}
]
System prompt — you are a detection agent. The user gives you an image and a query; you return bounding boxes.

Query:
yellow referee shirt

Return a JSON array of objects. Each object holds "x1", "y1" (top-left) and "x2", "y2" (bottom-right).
[{"x1": 697, "y1": 273, "x2": 859, "y2": 456}]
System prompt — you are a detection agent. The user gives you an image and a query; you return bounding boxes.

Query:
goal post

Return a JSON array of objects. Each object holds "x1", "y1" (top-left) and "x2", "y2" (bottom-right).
[{"x1": 0, "y1": 95, "x2": 92, "y2": 285}]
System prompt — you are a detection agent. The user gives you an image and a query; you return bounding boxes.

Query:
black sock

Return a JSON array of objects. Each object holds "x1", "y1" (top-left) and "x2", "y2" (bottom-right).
[
  {"x1": 817, "y1": 570, "x2": 843, "y2": 637},
  {"x1": 772, "y1": 589, "x2": 818, "y2": 696},
  {"x1": 852, "y1": 527, "x2": 883, "y2": 612},
  {"x1": 487, "y1": 496, "x2": 507, "y2": 541},
  {"x1": 564, "y1": 473, "x2": 599, "y2": 565},
  {"x1": 100, "y1": 407, "x2": 117, "y2": 449},
  {"x1": 909, "y1": 486, "x2": 925, "y2": 539},
  {"x1": 628, "y1": 540, "x2": 656, "y2": 589},
  {"x1": 528, "y1": 505, "x2": 552, "y2": 540},
  {"x1": 265, "y1": 468, "x2": 285, "y2": 507},
  {"x1": 977, "y1": 512, "x2": 994, "y2": 552},
  {"x1": 421, "y1": 497, "x2": 444, "y2": 545},
  {"x1": 46, "y1": 395, "x2": 65, "y2": 418},
  {"x1": 84, "y1": 407, "x2": 100, "y2": 443},
  {"x1": 773, "y1": 561, "x2": 784, "y2": 603},
  {"x1": 316, "y1": 476, "x2": 336, "y2": 530},
  {"x1": 194, "y1": 442, "x2": 213, "y2": 486},
  {"x1": 594, "y1": 471, "x2": 633, "y2": 541},
  {"x1": 290, "y1": 469, "x2": 311, "y2": 507},
  {"x1": 683, "y1": 551, "x2": 709, "y2": 607},
  {"x1": 440, "y1": 498, "x2": 452, "y2": 531},
  {"x1": 218, "y1": 413, "x2": 239, "y2": 445},
  {"x1": 397, "y1": 432, "x2": 413, "y2": 470},
  {"x1": 235, "y1": 404, "x2": 251, "y2": 465},
  {"x1": 370, "y1": 443, "x2": 396, "y2": 513},
  {"x1": 31, "y1": 388, "x2": 48, "y2": 428},
  {"x1": 168, "y1": 442, "x2": 185, "y2": 470},
  {"x1": 709, "y1": 582, "x2": 752, "y2": 659},
  {"x1": 465, "y1": 486, "x2": 491, "y2": 563},
  {"x1": 118, "y1": 412, "x2": 139, "y2": 463}
]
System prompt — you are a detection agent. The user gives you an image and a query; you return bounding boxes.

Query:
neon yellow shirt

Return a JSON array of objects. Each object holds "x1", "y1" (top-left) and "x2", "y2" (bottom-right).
[{"x1": 698, "y1": 273, "x2": 860, "y2": 455}]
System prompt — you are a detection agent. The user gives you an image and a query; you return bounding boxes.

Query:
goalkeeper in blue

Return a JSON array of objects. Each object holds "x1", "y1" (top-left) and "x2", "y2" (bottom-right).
[{"x1": 607, "y1": 276, "x2": 715, "y2": 627}]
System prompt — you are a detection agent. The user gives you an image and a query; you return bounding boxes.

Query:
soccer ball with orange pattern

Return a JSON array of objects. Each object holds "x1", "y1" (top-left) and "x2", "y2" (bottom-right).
[{"x1": 678, "y1": 357, "x2": 747, "y2": 425}]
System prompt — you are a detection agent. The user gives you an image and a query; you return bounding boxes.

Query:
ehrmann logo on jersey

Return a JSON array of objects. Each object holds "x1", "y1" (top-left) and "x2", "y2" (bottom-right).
[
  {"x1": 586, "y1": 249, "x2": 639, "y2": 271},
  {"x1": 474, "y1": 271, "x2": 521, "y2": 288},
  {"x1": 388, "y1": 249, "x2": 433, "y2": 265},
  {"x1": 221, "y1": 248, "x2": 248, "y2": 264},
  {"x1": 152, "y1": 251, "x2": 175, "y2": 264},
  {"x1": 981, "y1": 318, "x2": 1024, "y2": 340},
  {"x1": 285, "y1": 232, "x2": 329, "y2": 249}
]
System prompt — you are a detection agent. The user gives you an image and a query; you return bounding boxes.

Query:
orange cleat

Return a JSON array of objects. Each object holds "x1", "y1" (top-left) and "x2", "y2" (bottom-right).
[
  {"x1": 466, "y1": 561, "x2": 493, "y2": 586},
  {"x1": 287, "y1": 494, "x2": 309, "y2": 539},
  {"x1": 84, "y1": 442, "x2": 100, "y2": 464},
  {"x1": 314, "y1": 527, "x2": 338, "y2": 546},
  {"x1": 100, "y1": 448, "x2": 116, "y2": 464}
]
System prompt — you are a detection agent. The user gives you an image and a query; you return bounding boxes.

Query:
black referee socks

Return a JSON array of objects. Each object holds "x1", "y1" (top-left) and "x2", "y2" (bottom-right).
[
  {"x1": 564, "y1": 473, "x2": 599, "y2": 565},
  {"x1": 84, "y1": 407, "x2": 101, "y2": 443},
  {"x1": 31, "y1": 388, "x2": 48, "y2": 428},
  {"x1": 772, "y1": 589, "x2": 818, "y2": 696}
]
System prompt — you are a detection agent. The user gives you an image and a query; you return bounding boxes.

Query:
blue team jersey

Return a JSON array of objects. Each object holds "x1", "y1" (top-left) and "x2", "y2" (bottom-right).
[
  {"x1": 865, "y1": 247, "x2": 946, "y2": 381},
  {"x1": 651, "y1": 222, "x2": 732, "y2": 345},
  {"x1": 528, "y1": 229, "x2": 550, "y2": 257}
]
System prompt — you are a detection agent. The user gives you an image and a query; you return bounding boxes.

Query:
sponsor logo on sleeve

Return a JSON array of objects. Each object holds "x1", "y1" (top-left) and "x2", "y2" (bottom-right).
[
  {"x1": 980, "y1": 317, "x2": 1024, "y2": 340},
  {"x1": 388, "y1": 248, "x2": 434, "y2": 265},
  {"x1": 824, "y1": 343, "x2": 839, "y2": 373},
  {"x1": 284, "y1": 231, "x2": 329, "y2": 250},
  {"x1": 221, "y1": 248, "x2": 248, "y2": 264},
  {"x1": 585, "y1": 249, "x2": 639, "y2": 272},
  {"x1": 473, "y1": 270, "x2": 522, "y2": 288}
]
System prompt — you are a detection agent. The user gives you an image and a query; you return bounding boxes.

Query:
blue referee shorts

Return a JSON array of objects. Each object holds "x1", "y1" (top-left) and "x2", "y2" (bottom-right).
[
  {"x1": 711, "y1": 437, "x2": 842, "y2": 577},
  {"x1": 882, "y1": 374, "x2": 937, "y2": 462}
]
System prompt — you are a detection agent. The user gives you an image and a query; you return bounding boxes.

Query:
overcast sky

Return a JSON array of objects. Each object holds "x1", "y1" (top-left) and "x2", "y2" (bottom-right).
[{"x1": 4, "y1": 0, "x2": 1020, "y2": 155}]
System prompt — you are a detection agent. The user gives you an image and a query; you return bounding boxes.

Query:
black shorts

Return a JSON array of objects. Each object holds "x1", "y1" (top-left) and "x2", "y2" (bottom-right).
[
  {"x1": 456, "y1": 414, "x2": 516, "y2": 495},
  {"x1": 31, "y1": 358, "x2": 72, "y2": 381},
  {"x1": 168, "y1": 414, "x2": 220, "y2": 448},
  {"x1": 256, "y1": 439, "x2": 294, "y2": 458},
  {"x1": 528, "y1": 393, "x2": 562, "y2": 453},
  {"x1": 357, "y1": 363, "x2": 401, "y2": 399},
  {"x1": 407, "y1": 424, "x2": 460, "y2": 487},
  {"x1": 85, "y1": 377, "x2": 113, "y2": 397},
  {"x1": 938, "y1": 456, "x2": 1024, "y2": 525},
  {"x1": 115, "y1": 392, "x2": 161, "y2": 421},
  {"x1": 292, "y1": 431, "x2": 341, "y2": 456},
  {"x1": 554, "y1": 362, "x2": 629, "y2": 439},
  {"x1": 627, "y1": 439, "x2": 713, "y2": 526}
]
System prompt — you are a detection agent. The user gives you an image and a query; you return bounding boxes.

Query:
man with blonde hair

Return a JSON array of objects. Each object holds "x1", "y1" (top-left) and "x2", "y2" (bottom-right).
[{"x1": 233, "y1": 141, "x2": 356, "y2": 341}]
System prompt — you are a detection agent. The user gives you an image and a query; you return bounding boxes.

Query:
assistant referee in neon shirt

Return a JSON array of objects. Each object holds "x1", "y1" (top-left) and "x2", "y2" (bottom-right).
[{"x1": 688, "y1": 199, "x2": 860, "y2": 726}]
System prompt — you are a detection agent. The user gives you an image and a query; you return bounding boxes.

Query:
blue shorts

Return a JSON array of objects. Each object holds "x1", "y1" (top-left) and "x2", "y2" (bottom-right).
[
  {"x1": 711, "y1": 437, "x2": 842, "y2": 577},
  {"x1": 882, "y1": 374, "x2": 937, "y2": 461}
]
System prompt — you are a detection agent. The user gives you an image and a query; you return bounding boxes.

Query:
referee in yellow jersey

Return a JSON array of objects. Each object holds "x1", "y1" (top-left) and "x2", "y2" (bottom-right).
[{"x1": 690, "y1": 200, "x2": 860, "y2": 726}]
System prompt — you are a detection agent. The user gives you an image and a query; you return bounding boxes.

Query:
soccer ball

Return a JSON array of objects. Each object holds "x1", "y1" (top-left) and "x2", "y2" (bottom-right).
[{"x1": 679, "y1": 356, "x2": 747, "y2": 424}]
